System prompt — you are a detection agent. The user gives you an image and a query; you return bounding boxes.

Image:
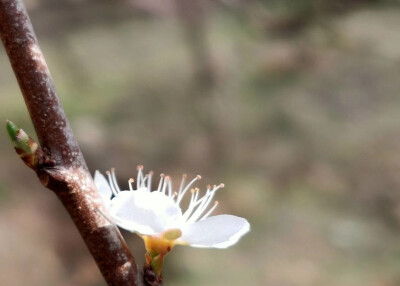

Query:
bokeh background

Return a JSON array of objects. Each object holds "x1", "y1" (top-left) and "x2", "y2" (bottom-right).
[{"x1": 2, "y1": 0, "x2": 400, "y2": 285}]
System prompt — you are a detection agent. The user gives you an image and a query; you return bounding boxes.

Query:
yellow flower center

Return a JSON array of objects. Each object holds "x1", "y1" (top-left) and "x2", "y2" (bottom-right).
[{"x1": 141, "y1": 228, "x2": 182, "y2": 276}]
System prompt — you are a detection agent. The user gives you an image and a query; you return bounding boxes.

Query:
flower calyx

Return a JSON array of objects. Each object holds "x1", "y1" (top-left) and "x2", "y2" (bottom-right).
[{"x1": 142, "y1": 228, "x2": 182, "y2": 279}]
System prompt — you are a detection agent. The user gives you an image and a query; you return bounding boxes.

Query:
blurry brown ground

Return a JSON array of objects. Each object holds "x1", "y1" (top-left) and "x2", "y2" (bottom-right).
[{"x1": 2, "y1": 0, "x2": 400, "y2": 285}]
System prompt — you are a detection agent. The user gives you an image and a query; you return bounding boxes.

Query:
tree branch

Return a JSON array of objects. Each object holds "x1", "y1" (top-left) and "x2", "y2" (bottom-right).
[{"x1": 0, "y1": 1, "x2": 140, "y2": 285}]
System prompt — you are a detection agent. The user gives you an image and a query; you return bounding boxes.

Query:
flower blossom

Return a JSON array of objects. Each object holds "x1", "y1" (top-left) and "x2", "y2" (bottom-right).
[{"x1": 94, "y1": 166, "x2": 250, "y2": 249}]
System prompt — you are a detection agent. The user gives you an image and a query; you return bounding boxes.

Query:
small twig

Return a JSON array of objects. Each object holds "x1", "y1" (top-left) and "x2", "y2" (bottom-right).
[{"x1": 0, "y1": 1, "x2": 140, "y2": 285}]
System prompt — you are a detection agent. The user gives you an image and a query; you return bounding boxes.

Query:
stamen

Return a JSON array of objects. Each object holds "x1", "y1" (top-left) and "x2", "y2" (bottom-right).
[
  {"x1": 111, "y1": 168, "x2": 121, "y2": 193},
  {"x1": 182, "y1": 202, "x2": 197, "y2": 221},
  {"x1": 189, "y1": 189, "x2": 196, "y2": 205},
  {"x1": 193, "y1": 188, "x2": 200, "y2": 203},
  {"x1": 147, "y1": 171, "x2": 154, "y2": 192},
  {"x1": 106, "y1": 170, "x2": 119, "y2": 196},
  {"x1": 136, "y1": 165, "x2": 144, "y2": 189},
  {"x1": 142, "y1": 175, "x2": 149, "y2": 189},
  {"x1": 157, "y1": 174, "x2": 165, "y2": 192},
  {"x1": 168, "y1": 178, "x2": 173, "y2": 198},
  {"x1": 178, "y1": 174, "x2": 187, "y2": 197},
  {"x1": 183, "y1": 189, "x2": 210, "y2": 222},
  {"x1": 128, "y1": 178, "x2": 134, "y2": 191},
  {"x1": 186, "y1": 184, "x2": 223, "y2": 223},
  {"x1": 176, "y1": 175, "x2": 201, "y2": 204},
  {"x1": 200, "y1": 201, "x2": 219, "y2": 220},
  {"x1": 183, "y1": 194, "x2": 207, "y2": 216},
  {"x1": 185, "y1": 197, "x2": 209, "y2": 223},
  {"x1": 162, "y1": 176, "x2": 170, "y2": 195}
]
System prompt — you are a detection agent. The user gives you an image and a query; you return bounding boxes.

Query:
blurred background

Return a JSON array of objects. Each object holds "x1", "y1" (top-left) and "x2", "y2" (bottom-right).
[{"x1": 1, "y1": 0, "x2": 400, "y2": 285}]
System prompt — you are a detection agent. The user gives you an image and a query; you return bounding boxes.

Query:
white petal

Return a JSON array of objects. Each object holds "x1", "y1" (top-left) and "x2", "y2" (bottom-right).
[
  {"x1": 180, "y1": 215, "x2": 250, "y2": 248},
  {"x1": 110, "y1": 190, "x2": 182, "y2": 235},
  {"x1": 94, "y1": 171, "x2": 112, "y2": 202}
]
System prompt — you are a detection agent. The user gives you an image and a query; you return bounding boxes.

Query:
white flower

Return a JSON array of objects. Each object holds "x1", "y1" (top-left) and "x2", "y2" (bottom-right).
[{"x1": 94, "y1": 166, "x2": 250, "y2": 249}]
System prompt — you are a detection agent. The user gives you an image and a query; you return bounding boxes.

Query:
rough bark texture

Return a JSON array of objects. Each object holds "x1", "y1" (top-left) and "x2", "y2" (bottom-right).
[{"x1": 0, "y1": 1, "x2": 139, "y2": 285}]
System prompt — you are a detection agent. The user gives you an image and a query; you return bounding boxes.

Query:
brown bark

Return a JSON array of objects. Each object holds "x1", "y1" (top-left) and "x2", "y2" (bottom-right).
[{"x1": 0, "y1": 1, "x2": 139, "y2": 285}]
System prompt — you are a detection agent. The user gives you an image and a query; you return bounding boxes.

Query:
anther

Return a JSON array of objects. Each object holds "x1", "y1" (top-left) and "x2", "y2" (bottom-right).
[{"x1": 136, "y1": 165, "x2": 144, "y2": 170}]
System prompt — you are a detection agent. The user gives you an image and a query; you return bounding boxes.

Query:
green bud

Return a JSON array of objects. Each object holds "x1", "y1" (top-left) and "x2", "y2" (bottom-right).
[
  {"x1": 6, "y1": 120, "x2": 19, "y2": 140},
  {"x1": 6, "y1": 120, "x2": 39, "y2": 168}
]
